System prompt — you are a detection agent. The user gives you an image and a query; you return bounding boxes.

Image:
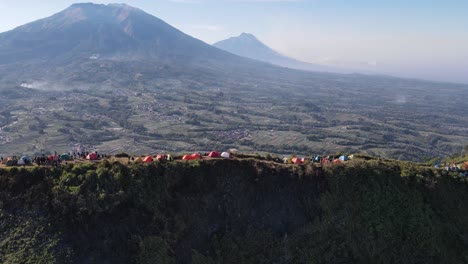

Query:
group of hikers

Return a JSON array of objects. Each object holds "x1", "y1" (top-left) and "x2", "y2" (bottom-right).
[
  {"x1": 282, "y1": 154, "x2": 351, "y2": 165},
  {"x1": 439, "y1": 161, "x2": 468, "y2": 176},
  {"x1": 0, "y1": 151, "x2": 107, "y2": 167}
]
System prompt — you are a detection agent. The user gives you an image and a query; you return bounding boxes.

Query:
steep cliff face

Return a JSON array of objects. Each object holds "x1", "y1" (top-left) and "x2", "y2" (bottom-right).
[{"x1": 1, "y1": 159, "x2": 468, "y2": 263}]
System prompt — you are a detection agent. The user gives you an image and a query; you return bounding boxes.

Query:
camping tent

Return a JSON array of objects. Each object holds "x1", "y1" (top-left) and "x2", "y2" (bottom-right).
[
  {"x1": 208, "y1": 151, "x2": 220, "y2": 158},
  {"x1": 462, "y1": 161, "x2": 468, "y2": 171},
  {"x1": 6, "y1": 159, "x2": 17, "y2": 166},
  {"x1": 183, "y1": 153, "x2": 201, "y2": 160},
  {"x1": 182, "y1": 155, "x2": 192, "y2": 160},
  {"x1": 134, "y1": 157, "x2": 143, "y2": 163},
  {"x1": 17, "y1": 159, "x2": 25, "y2": 165},
  {"x1": 333, "y1": 159, "x2": 342, "y2": 163},
  {"x1": 167, "y1": 154, "x2": 173, "y2": 161},
  {"x1": 221, "y1": 152, "x2": 230, "y2": 158},
  {"x1": 21, "y1": 156, "x2": 32, "y2": 164},
  {"x1": 143, "y1": 156, "x2": 153, "y2": 163},
  {"x1": 292, "y1": 157, "x2": 303, "y2": 165},
  {"x1": 156, "y1": 154, "x2": 165, "y2": 160},
  {"x1": 339, "y1": 155, "x2": 349, "y2": 161},
  {"x1": 60, "y1": 154, "x2": 72, "y2": 161},
  {"x1": 86, "y1": 153, "x2": 98, "y2": 160}
]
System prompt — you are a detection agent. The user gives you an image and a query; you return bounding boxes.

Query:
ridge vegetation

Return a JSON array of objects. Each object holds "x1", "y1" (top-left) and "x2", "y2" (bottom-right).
[{"x1": 1, "y1": 157, "x2": 468, "y2": 263}]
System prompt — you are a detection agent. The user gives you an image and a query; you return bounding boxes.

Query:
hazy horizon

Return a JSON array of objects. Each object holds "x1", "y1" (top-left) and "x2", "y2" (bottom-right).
[{"x1": 0, "y1": 0, "x2": 467, "y2": 84}]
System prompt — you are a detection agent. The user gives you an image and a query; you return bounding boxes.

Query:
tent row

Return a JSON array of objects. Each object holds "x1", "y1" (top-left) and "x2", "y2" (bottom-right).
[
  {"x1": 183, "y1": 151, "x2": 230, "y2": 161},
  {"x1": 134, "y1": 154, "x2": 174, "y2": 164},
  {"x1": 284, "y1": 155, "x2": 351, "y2": 165}
]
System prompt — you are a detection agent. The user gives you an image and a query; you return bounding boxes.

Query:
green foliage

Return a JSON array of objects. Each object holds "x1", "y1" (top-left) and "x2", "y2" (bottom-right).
[
  {"x1": 1, "y1": 159, "x2": 468, "y2": 263},
  {"x1": 115, "y1": 152, "x2": 130, "y2": 158},
  {"x1": 137, "y1": 236, "x2": 174, "y2": 264}
]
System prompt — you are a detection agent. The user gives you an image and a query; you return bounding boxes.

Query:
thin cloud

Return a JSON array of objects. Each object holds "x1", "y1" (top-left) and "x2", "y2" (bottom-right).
[
  {"x1": 229, "y1": 0, "x2": 304, "y2": 2},
  {"x1": 169, "y1": 0, "x2": 200, "y2": 3},
  {"x1": 190, "y1": 24, "x2": 225, "y2": 31}
]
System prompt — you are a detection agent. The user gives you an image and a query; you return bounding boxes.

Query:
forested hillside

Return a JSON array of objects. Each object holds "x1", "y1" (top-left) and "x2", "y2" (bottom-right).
[{"x1": 1, "y1": 158, "x2": 468, "y2": 263}]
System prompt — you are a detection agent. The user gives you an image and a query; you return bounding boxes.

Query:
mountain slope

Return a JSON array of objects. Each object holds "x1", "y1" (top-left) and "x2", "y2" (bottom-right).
[
  {"x1": 0, "y1": 3, "x2": 229, "y2": 64},
  {"x1": 213, "y1": 32, "x2": 343, "y2": 73}
]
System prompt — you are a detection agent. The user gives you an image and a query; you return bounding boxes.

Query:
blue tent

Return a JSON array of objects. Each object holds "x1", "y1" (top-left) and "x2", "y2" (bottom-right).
[
  {"x1": 21, "y1": 156, "x2": 31, "y2": 164},
  {"x1": 339, "y1": 155, "x2": 349, "y2": 161}
]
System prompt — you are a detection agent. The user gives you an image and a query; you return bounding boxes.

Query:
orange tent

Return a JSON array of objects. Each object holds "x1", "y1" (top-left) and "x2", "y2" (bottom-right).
[
  {"x1": 143, "y1": 156, "x2": 153, "y2": 163},
  {"x1": 208, "y1": 151, "x2": 220, "y2": 158},
  {"x1": 191, "y1": 153, "x2": 201, "y2": 159},
  {"x1": 87, "y1": 153, "x2": 98, "y2": 160},
  {"x1": 292, "y1": 157, "x2": 303, "y2": 164}
]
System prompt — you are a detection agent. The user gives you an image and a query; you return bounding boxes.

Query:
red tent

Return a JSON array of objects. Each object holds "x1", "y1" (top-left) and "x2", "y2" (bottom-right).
[
  {"x1": 208, "y1": 151, "x2": 220, "y2": 158},
  {"x1": 183, "y1": 153, "x2": 201, "y2": 160},
  {"x1": 333, "y1": 159, "x2": 341, "y2": 163},
  {"x1": 291, "y1": 157, "x2": 303, "y2": 164},
  {"x1": 143, "y1": 156, "x2": 153, "y2": 163},
  {"x1": 87, "y1": 153, "x2": 98, "y2": 160},
  {"x1": 156, "y1": 154, "x2": 165, "y2": 160},
  {"x1": 182, "y1": 155, "x2": 193, "y2": 160}
]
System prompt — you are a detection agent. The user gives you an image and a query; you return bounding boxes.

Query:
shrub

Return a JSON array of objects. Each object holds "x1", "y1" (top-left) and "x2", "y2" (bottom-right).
[{"x1": 115, "y1": 152, "x2": 130, "y2": 158}]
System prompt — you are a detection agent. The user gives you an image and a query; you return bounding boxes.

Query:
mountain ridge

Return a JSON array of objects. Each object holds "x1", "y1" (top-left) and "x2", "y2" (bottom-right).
[{"x1": 2, "y1": 157, "x2": 468, "y2": 263}]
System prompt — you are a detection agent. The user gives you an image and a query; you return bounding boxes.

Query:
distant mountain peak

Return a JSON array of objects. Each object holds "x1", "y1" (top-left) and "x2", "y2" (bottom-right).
[
  {"x1": 239, "y1": 32, "x2": 256, "y2": 38},
  {"x1": 214, "y1": 33, "x2": 340, "y2": 73}
]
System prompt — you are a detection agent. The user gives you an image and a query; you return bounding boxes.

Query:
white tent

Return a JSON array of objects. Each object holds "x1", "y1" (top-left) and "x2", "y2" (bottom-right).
[{"x1": 221, "y1": 152, "x2": 230, "y2": 158}]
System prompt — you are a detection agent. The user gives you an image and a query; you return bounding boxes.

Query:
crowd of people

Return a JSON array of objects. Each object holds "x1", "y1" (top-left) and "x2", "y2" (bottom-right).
[{"x1": 0, "y1": 151, "x2": 107, "y2": 167}]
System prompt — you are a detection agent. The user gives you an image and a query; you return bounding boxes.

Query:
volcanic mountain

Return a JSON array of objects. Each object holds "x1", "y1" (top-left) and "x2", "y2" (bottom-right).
[
  {"x1": 0, "y1": 3, "x2": 230, "y2": 63},
  {"x1": 0, "y1": 3, "x2": 277, "y2": 85},
  {"x1": 213, "y1": 33, "x2": 345, "y2": 73}
]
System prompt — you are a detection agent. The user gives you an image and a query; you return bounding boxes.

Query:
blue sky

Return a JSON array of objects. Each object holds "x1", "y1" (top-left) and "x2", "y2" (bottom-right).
[{"x1": 0, "y1": 0, "x2": 467, "y2": 83}]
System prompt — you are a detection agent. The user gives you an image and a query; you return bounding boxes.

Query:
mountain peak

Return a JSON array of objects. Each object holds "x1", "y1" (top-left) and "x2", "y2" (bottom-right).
[
  {"x1": 69, "y1": 2, "x2": 139, "y2": 10},
  {"x1": 214, "y1": 33, "x2": 336, "y2": 73},
  {"x1": 239, "y1": 32, "x2": 257, "y2": 39},
  {"x1": 214, "y1": 33, "x2": 283, "y2": 62}
]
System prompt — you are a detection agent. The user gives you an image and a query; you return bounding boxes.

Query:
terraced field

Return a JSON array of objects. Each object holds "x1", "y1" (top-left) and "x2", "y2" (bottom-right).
[{"x1": 1, "y1": 71, "x2": 468, "y2": 161}]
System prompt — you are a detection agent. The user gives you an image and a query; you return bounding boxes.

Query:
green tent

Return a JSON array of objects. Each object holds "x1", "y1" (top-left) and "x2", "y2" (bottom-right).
[
  {"x1": 6, "y1": 160, "x2": 17, "y2": 166},
  {"x1": 60, "y1": 154, "x2": 72, "y2": 161}
]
